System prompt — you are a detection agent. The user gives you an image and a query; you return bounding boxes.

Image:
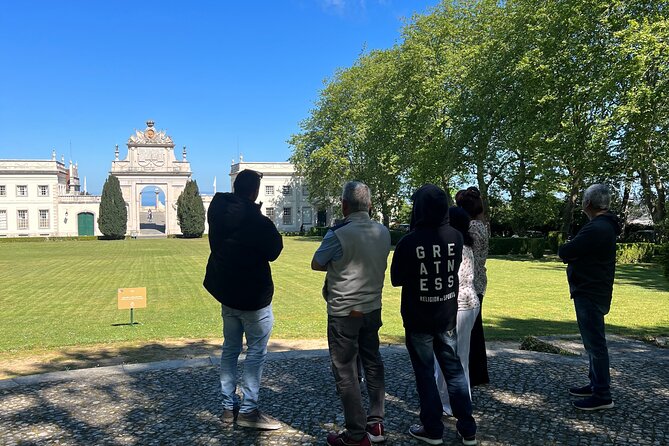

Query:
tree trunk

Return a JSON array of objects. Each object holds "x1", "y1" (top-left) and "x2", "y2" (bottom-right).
[
  {"x1": 561, "y1": 176, "x2": 581, "y2": 236},
  {"x1": 620, "y1": 179, "x2": 631, "y2": 237}
]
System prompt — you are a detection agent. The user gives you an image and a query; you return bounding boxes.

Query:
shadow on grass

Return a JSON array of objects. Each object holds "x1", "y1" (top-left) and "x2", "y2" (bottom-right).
[{"x1": 484, "y1": 316, "x2": 669, "y2": 341}]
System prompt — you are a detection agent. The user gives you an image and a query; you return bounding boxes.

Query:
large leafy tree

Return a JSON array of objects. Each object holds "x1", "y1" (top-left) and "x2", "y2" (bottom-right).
[
  {"x1": 98, "y1": 174, "x2": 127, "y2": 239},
  {"x1": 176, "y1": 180, "x2": 205, "y2": 238}
]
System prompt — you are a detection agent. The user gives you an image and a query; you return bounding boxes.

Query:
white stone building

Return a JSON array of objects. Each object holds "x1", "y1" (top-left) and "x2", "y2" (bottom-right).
[{"x1": 0, "y1": 151, "x2": 103, "y2": 237}]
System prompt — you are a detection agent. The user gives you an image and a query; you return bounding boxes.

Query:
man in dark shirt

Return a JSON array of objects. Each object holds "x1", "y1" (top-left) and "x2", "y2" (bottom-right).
[
  {"x1": 391, "y1": 184, "x2": 477, "y2": 445},
  {"x1": 559, "y1": 184, "x2": 621, "y2": 411},
  {"x1": 203, "y1": 169, "x2": 283, "y2": 429}
]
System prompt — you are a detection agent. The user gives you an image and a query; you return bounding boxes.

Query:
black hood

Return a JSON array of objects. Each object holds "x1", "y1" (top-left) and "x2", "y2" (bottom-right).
[
  {"x1": 410, "y1": 184, "x2": 449, "y2": 229},
  {"x1": 598, "y1": 212, "x2": 622, "y2": 236}
]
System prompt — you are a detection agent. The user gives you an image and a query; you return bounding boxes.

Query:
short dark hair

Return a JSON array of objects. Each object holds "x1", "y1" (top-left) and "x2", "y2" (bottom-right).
[
  {"x1": 233, "y1": 169, "x2": 262, "y2": 198},
  {"x1": 456, "y1": 187, "x2": 483, "y2": 218}
]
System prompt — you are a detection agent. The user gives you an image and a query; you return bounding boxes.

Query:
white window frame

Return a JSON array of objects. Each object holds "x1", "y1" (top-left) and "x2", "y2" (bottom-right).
[
  {"x1": 266, "y1": 207, "x2": 274, "y2": 219},
  {"x1": 0, "y1": 210, "x2": 7, "y2": 230},
  {"x1": 39, "y1": 209, "x2": 50, "y2": 229},
  {"x1": 0, "y1": 185, "x2": 6, "y2": 197},
  {"x1": 265, "y1": 185, "x2": 274, "y2": 196},
  {"x1": 283, "y1": 207, "x2": 292, "y2": 225},
  {"x1": 38, "y1": 185, "x2": 49, "y2": 197},
  {"x1": 16, "y1": 185, "x2": 28, "y2": 197},
  {"x1": 282, "y1": 185, "x2": 292, "y2": 195},
  {"x1": 17, "y1": 210, "x2": 28, "y2": 230}
]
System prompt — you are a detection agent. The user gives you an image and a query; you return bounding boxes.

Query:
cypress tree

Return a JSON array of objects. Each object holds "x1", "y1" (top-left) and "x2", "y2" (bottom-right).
[
  {"x1": 177, "y1": 180, "x2": 205, "y2": 238},
  {"x1": 98, "y1": 174, "x2": 127, "y2": 239}
]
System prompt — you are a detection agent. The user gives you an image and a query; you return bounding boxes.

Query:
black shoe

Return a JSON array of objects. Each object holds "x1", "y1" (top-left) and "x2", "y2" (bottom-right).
[
  {"x1": 457, "y1": 429, "x2": 478, "y2": 445},
  {"x1": 408, "y1": 425, "x2": 443, "y2": 445},
  {"x1": 573, "y1": 396, "x2": 614, "y2": 411},
  {"x1": 569, "y1": 384, "x2": 593, "y2": 397}
]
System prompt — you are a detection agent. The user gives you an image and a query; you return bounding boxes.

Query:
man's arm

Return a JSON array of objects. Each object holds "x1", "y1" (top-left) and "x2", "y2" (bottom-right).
[
  {"x1": 311, "y1": 230, "x2": 342, "y2": 271},
  {"x1": 558, "y1": 222, "x2": 600, "y2": 262}
]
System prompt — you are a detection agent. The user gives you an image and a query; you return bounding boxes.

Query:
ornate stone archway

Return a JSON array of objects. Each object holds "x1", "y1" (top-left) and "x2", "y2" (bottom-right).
[{"x1": 111, "y1": 120, "x2": 192, "y2": 236}]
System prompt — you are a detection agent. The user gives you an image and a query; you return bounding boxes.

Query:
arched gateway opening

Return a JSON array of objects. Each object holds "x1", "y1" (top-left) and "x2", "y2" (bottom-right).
[
  {"x1": 139, "y1": 185, "x2": 166, "y2": 234},
  {"x1": 110, "y1": 120, "x2": 192, "y2": 237}
]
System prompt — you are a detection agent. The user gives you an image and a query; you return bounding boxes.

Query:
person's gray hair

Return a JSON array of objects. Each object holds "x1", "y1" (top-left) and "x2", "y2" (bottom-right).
[
  {"x1": 583, "y1": 184, "x2": 611, "y2": 211},
  {"x1": 342, "y1": 181, "x2": 371, "y2": 212}
]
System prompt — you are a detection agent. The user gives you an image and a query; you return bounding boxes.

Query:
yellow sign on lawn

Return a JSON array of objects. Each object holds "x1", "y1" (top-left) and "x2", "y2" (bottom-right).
[{"x1": 117, "y1": 287, "x2": 147, "y2": 310}]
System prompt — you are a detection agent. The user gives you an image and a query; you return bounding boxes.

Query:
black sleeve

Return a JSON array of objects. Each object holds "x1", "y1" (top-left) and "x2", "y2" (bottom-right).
[
  {"x1": 558, "y1": 222, "x2": 601, "y2": 262},
  {"x1": 390, "y1": 240, "x2": 407, "y2": 287},
  {"x1": 253, "y1": 216, "x2": 283, "y2": 262}
]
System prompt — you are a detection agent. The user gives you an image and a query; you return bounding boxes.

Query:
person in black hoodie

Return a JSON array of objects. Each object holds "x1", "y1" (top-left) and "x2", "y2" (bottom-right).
[
  {"x1": 391, "y1": 185, "x2": 477, "y2": 446},
  {"x1": 559, "y1": 184, "x2": 621, "y2": 412},
  {"x1": 203, "y1": 169, "x2": 283, "y2": 430}
]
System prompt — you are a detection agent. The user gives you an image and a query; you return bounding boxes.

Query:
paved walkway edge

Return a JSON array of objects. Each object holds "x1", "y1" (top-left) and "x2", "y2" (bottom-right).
[{"x1": 0, "y1": 344, "x2": 408, "y2": 389}]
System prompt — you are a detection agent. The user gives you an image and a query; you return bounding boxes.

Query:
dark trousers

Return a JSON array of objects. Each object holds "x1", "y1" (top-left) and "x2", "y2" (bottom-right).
[
  {"x1": 405, "y1": 328, "x2": 477, "y2": 439},
  {"x1": 328, "y1": 309, "x2": 385, "y2": 439},
  {"x1": 469, "y1": 293, "x2": 489, "y2": 386},
  {"x1": 574, "y1": 296, "x2": 611, "y2": 399}
]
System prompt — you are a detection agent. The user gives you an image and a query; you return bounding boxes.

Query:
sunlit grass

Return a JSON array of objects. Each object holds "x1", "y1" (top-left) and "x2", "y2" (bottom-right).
[{"x1": 0, "y1": 238, "x2": 666, "y2": 356}]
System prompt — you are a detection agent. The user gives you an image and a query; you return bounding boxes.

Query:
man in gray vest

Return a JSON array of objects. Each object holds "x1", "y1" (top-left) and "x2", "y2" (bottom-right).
[{"x1": 312, "y1": 181, "x2": 391, "y2": 446}]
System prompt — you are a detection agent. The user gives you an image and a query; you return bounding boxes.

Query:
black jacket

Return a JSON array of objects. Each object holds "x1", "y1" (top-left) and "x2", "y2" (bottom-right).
[
  {"x1": 203, "y1": 193, "x2": 283, "y2": 310},
  {"x1": 390, "y1": 185, "x2": 463, "y2": 334},
  {"x1": 558, "y1": 212, "x2": 621, "y2": 307}
]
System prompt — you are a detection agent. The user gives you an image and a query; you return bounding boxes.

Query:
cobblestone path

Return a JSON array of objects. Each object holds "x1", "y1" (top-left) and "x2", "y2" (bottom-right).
[{"x1": 1, "y1": 338, "x2": 667, "y2": 445}]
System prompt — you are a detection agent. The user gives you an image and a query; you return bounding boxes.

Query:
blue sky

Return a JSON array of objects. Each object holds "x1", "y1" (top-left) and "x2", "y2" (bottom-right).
[{"x1": 0, "y1": 0, "x2": 437, "y2": 194}]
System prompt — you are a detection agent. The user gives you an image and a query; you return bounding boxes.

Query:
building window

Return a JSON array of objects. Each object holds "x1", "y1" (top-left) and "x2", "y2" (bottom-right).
[
  {"x1": 302, "y1": 207, "x2": 313, "y2": 225},
  {"x1": 266, "y1": 207, "x2": 274, "y2": 219},
  {"x1": 283, "y1": 207, "x2": 292, "y2": 225},
  {"x1": 302, "y1": 185, "x2": 308, "y2": 196},
  {"x1": 38, "y1": 185, "x2": 49, "y2": 197},
  {"x1": 265, "y1": 185, "x2": 274, "y2": 196},
  {"x1": 0, "y1": 185, "x2": 5, "y2": 197},
  {"x1": 282, "y1": 185, "x2": 292, "y2": 195},
  {"x1": 17, "y1": 185, "x2": 28, "y2": 197},
  {"x1": 17, "y1": 210, "x2": 28, "y2": 230},
  {"x1": 39, "y1": 209, "x2": 49, "y2": 229},
  {"x1": 0, "y1": 210, "x2": 6, "y2": 230}
]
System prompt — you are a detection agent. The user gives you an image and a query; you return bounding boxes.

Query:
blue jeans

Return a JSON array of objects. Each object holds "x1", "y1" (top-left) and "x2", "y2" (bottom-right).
[
  {"x1": 573, "y1": 296, "x2": 611, "y2": 400},
  {"x1": 220, "y1": 303, "x2": 274, "y2": 413},
  {"x1": 405, "y1": 329, "x2": 476, "y2": 439}
]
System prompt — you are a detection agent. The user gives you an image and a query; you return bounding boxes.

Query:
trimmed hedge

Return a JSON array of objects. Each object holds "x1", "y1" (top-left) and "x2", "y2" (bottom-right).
[
  {"x1": 489, "y1": 237, "x2": 545, "y2": 259},
  {"x1": 547, "y1": 231, "x2": 567, "y2": 254},
  {"x1": 389, "y1": 230, "x2": 406, "y2": 246},
  {"x1": 308, "y1": 226, "x2": 329, "y2": 237},
  {"x1": 0, "y1": 236, "x2": 98, "y2": 243},
  {"x1": 616, "y1": 243, "x2": 657, "y2": 264},
  {"x1": 661, "y1": 243, "x2": 669, "y2": 278}
]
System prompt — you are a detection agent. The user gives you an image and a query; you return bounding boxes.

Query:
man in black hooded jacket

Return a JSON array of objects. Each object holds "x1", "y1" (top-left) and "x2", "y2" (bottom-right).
[
  {"x1": 390, "y1": 184, "x2": 477, "y2": 445},
  {"x1": 203, "y1": 169, "x2": 283, "y2": 429},
  {"x1": 559, "y1": 184, "x2": 621, "y2": 411}
]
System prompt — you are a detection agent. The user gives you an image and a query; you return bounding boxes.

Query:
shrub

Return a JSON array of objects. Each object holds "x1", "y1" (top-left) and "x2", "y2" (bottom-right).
[
  {"x1": 389, "y1": 230, "x2": 406, "y2": 246},
  {"x1": 616, "y1": 243, "x2": 657, "y2": 264},
  {"x1": 489, "y1": 237, "x2": 545, "y2": 259},
  {"x1": 660, "y1": 243, "x2": 669, "y2": 278},
  {"x1": 98, "y1": 174, "x2": 127, "y2": 239},
  {"x1": 308, "y1": 226, "x2": 329, "y2": 237},
  {"x1": 176, "y1": 180, "x2": 206, "y2": 238},
  {"x1": 547, "y1": 231, "x2": 567, "y2": 254}
]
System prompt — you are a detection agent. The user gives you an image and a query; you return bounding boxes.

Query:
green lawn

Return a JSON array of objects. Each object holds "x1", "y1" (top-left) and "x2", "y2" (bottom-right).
[{"x1": 0, "y1": 237, "x2": 667, "y2": 355}]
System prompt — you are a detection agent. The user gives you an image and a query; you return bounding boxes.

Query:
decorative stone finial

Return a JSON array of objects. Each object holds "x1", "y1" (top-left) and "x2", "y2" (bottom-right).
[
  {"x1": 115, "y1": 144, "x2": 119, "y2": 161},
  {"x1": 61, "y1": 154, "x2": 65, "y2": 163},
  {"x1": 239, "y1": 153, "x2": 244, "y2": 162},
  {"x1": 182, "y1": 145, "x2": 187, "y2": 161},
  {"x1": 51, "y1": 149, "x2": 56, "y2": 161},
  {"x1": 146, "y1": 120, "x2": 155, "y2": 128}
]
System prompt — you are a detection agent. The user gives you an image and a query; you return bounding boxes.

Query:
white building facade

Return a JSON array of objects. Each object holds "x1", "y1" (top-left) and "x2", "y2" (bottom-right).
[
  {"x1": 0, "y1": 121, "x2": 325, "y2": 238},
  {"x1": 229, "y1": 160, "x2": 328, "y2": 232},
  {"x1": 0, "y1": 152, "x2": 102, "y2": 238}
]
